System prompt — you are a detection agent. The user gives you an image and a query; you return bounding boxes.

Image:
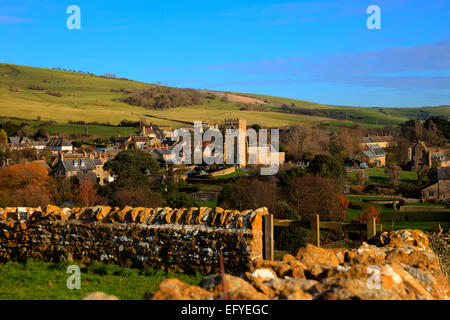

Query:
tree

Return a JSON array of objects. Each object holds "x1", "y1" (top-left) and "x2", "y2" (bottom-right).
[
  {"x1": 425, "y1": 116, "x2": 450, "y2": 140},
  {"x1": 359, "y1": 204, "x2": 381, "y2": 223},
  {"x1": 103, "y1": 149, "x2": 161, "y2": 189},
  {"x1": 386, "y1": 136, "x2": 410, "y2": 164},
  {"x1": 251, "y1": 123, "x2": 261, "y2": 132},
  {"x1": 329, "y1": 135, "x2": 345, "y2": 159},
  {"x1": 159, "y1": 182, "x2": 198, "y2": 208},
  {"x1": 76, "y1": 176, "x2": 100, "y2": 207},
  {"x1": 34, "y1": 128, "x2": 49, "y2": 140},
  {"x1": 282, "y1": 125, "x2": 310, "y2": 161},
  {"x1": 218, "y1": 177, "x2": 278, "y2": 213},
  {"x1": 0, "y1": 129, "x2": 7, "y2": 144},
  {"x1": 274, "y1": 201, "x2": 307, "y2": 254},
  {"x1": 424, "y1": 120, "x2": 445, "y2": 146},
  {"x1": 284, "y1": 175, "x2": 346, "y2": 221},
  {"x1": 384, "y1": 163, "x2": 402, "y2": 187},
  {"x1": 309, "y1": 154, "x2": 346, "y2": 182},
  {"x1": 17, "y1": 125, "x2": 34, "y2": 137},
  {"x1": 0, "y1": 162, "x2": 54, "y2": 207},
  {"x1": 355, "y1": 170, "x2": 368, "y2": 186},
  {"x1": 52, "y1": 177, "x2": 75, "y2": 206},
  {"x1": 113, "y1": 188, "x2": 163, "y2": 208}
]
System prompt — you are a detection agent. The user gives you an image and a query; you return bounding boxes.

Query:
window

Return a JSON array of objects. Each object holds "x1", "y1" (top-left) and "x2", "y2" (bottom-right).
[{"x1": 429, "y1": 191, "x2": 434, "y2": 197}]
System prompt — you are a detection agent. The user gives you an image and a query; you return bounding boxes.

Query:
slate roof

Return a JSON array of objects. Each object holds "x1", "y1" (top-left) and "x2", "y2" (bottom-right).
[
  {"x1": 9, "y1": 136, "x2": 31, "y2": 144},
  {"x1": 362, "y1": 144, "x2": 386, "y2": 158},
  {"x1": 152, "y1": 148, "x2": 172, "y2": 156},
  {"x1": 47, "y1": 137, "x2": 72, "y2": 148},
  {"x1": 431, "y1": 153, "x2": 447, "y2": 161},
  {"x1": 31, "y1": 140, "x2": 48, "y2": 147},
  {"x1": 161, "y1": 139, "x2": 177, "y2": 147},
  {"x1": 61, "y1": 158, "x2": 97, "y2": 171}
]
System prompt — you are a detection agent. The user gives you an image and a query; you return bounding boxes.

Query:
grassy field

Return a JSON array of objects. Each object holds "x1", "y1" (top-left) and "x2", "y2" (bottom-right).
[
  {"x1": 382, "y1": 221, "x2": 450, "y2": 232},
  {"x1": 0, "y1": 63, "x2": 332, "y2": 128},
  {"x1": 0, "y1": 118, "x2": 141, "y2": 139},
  {"x1": 45, "y1": 123, "x2": 140, "y2": 138},
  {"x1": 345, "y1": 198, "x2": 449, "y2": 232},
  {"x1": 2, "y1": 62, "x2": 449, "y2": 130},
  {"x1": 227, "y1": 92, "x2": 450, "y2": 125},
  {"x1": 0, "y1": 259, "x2": 202, "y2": 300},
  {"x1": 347, "y1": 168, "x2": 418, "y2": 185}
]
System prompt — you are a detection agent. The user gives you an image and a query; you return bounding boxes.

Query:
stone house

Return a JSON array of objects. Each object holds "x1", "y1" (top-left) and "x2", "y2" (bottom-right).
[
  {"x1": 8, "y1": 142, "x2": 32, "y2": 151},
  {"x1": 357, "y1": 144, "x2": 386, "y2": 167},
  {"x1": 421, "y1": 167, "x2": 450, "y2": 203},
  {"x1": 409, "y1": 140, "x2": 450, "y2": 169},
  {"x1": 31, "y1": 140, "x2": 48, "y2": 150},
  {"x1": 140, "y1": 125, "x2": 157, "y2": 138},
  {"x1": 52, "y1": 153, "x2": 103, "y2": 185},
  {"x1": 8, "y1": 136, "x2": 32, "y2": 150}
]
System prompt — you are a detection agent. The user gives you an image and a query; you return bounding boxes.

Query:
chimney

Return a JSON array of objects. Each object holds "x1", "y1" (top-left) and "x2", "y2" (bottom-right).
[
  {"x1": 428, "y1": 151, "x2": 432, "y2": 167},
  {"x1": 408, "y1": 147, "x2": 412, "y2": 161}
]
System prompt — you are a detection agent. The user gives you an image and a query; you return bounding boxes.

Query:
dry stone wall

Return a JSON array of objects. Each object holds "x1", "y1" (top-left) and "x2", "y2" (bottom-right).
[
  {"x1": 152, "y1": 229, "x2": 450, "y2": 300},
  {"x1": 0, "y1": 205, "x2": 269, "y2": 275}
]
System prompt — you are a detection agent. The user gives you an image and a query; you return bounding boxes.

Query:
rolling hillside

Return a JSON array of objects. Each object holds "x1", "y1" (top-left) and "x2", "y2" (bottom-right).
[{"x1": 0, "y1": 63, "x2": 448, "y2": 133}]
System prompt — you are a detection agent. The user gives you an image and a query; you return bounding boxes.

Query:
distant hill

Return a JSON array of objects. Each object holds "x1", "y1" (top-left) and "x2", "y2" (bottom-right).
[{"x1": 0, "y1": 63, "x2": 448, "y2": 130}]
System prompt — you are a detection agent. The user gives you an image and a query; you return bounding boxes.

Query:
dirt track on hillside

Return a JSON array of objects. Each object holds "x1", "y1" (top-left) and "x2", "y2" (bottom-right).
[{"x1": 200, "y1": 90, "x2": 268, "y2": 105}]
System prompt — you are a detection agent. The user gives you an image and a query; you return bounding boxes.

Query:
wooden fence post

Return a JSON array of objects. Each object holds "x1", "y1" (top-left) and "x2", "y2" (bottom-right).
[
  {"x1": 311, "y1": 214, "x2": 320, "y2": 247},
  {"x1": 366, "y1": 217, "x2": 376, "y2": 240},
  {"x1": 263, "y1": 214, "x2": 274, "y2": 261}
]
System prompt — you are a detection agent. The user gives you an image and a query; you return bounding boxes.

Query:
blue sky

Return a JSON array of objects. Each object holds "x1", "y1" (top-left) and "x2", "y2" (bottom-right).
[{"x1": 1, "y1": 0, "x2": 449, "y2": 107}]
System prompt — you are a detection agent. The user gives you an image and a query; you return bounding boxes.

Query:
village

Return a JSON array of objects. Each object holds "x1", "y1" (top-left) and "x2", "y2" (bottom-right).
[
  {"x1": 1, "y1": 116, "x2": 450, "y2": 302},
  {"x1": 1, "y1": 117, "x2": 449, "y2": 236}
]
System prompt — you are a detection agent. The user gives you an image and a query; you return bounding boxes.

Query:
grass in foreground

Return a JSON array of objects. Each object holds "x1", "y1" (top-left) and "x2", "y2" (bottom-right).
[{"x1": 0, "y1": 259, "x2": 202, "y2": 300}]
